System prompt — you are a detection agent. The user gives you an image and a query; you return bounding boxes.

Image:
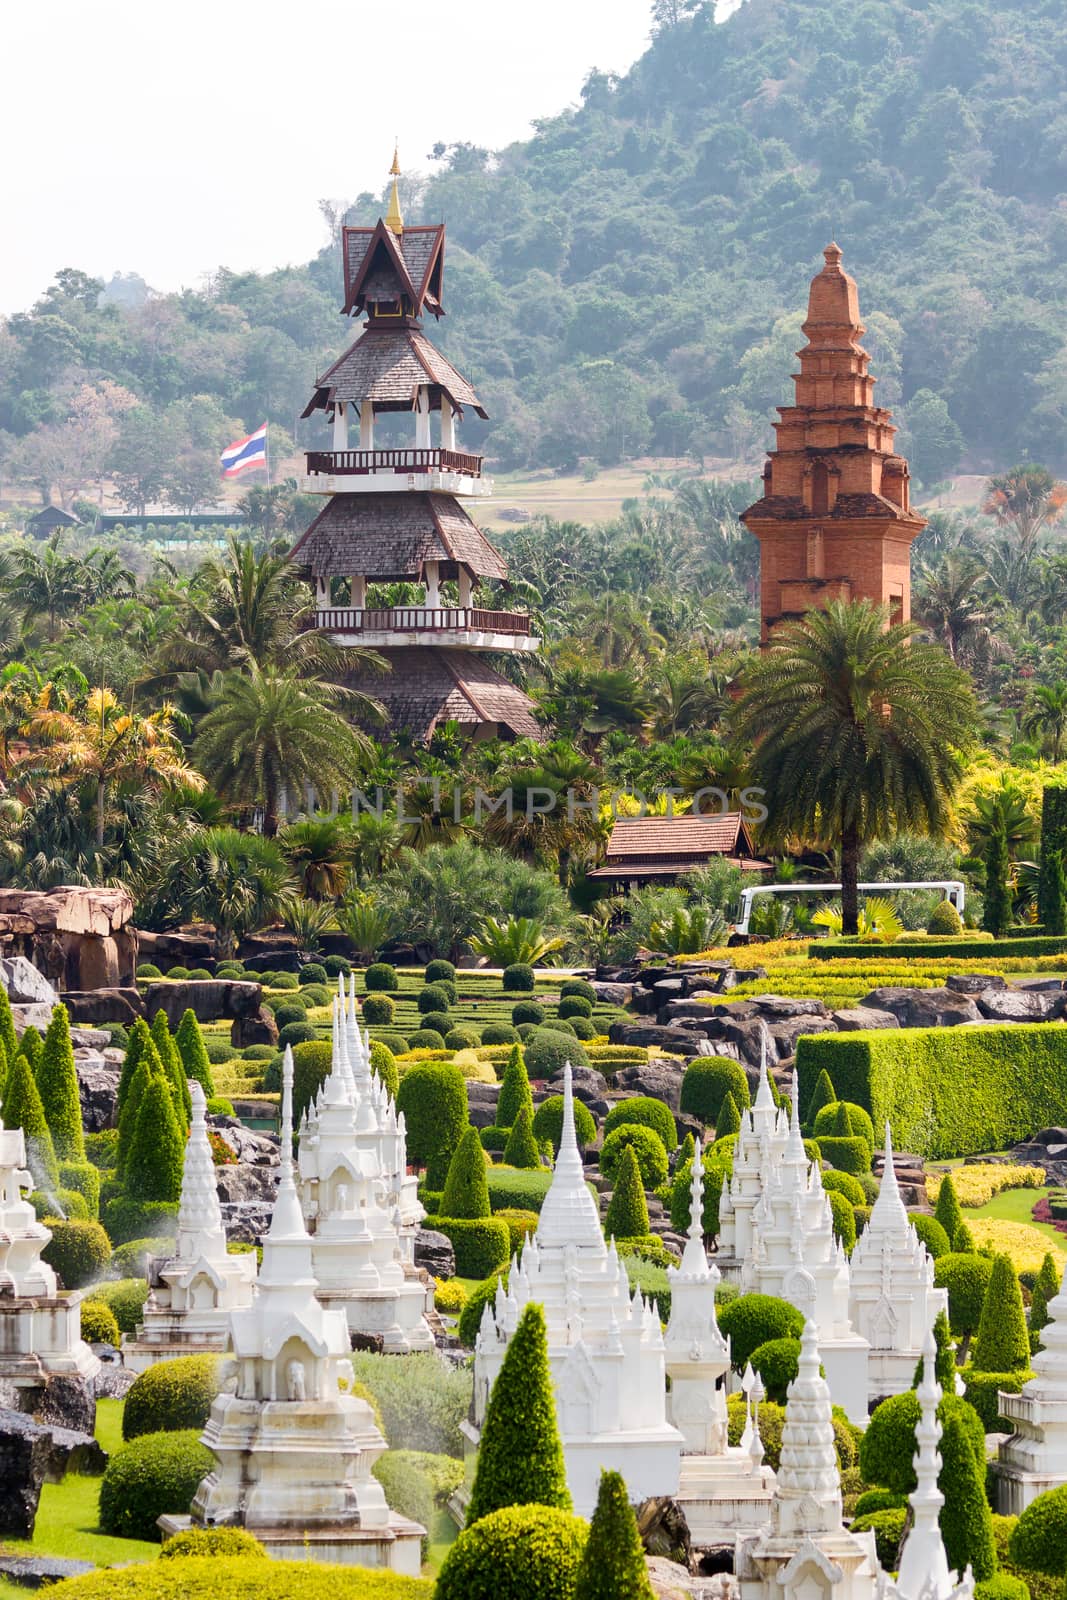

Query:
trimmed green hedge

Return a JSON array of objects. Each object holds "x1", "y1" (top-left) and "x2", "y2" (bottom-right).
[
  {"x1": 98, "y1": 1429, "x2": 214, "y2": 1540},
  {"x1": 814, "y1": 1135, "x2": 872, "y2": 1174},
  {"x1": 486, "y1": 1168, "x2": 556, "y2": 1213},
  {"x1": 962, "y1": 1368, "x2": 1032, "y2": 1431},
  {"x1": 433, "y1": 1217, "x2": 511, "y2": 1278},
  {"x1": 796, "y1": 1023, "x2": 1067, "y2": 1158},
  {"x1": 435, "y1": 1504, "x2": 587, "y2": 1600},
  {"x1": 90, "y1": 1277, "x2": 149, "y2": 1334},
  {"x1": 123, "y1": 1354, "x2": 221, "y2": 1440},
  {"x1": 41, "y1": 1219, "x2": 111, "y2": 1288},
  {"x1": 48, "y1": 1559, "x2": 433, "y2": 1599}
]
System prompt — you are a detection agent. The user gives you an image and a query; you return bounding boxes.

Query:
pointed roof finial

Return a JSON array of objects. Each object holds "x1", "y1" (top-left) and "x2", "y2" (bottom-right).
[
  {"x1": 385, "y1": 143, "x2": 404, "y2": 237},
  {"x1": 534, "y1": 1061, "x2": 604, "y2": 1253},
  {"x1": 896, "y1": 1325, "x2": 957, "y2": 1600}
]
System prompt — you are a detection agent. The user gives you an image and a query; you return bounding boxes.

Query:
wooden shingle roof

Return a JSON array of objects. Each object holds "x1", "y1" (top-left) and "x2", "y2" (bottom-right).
[
  {"x1": 302, "y1": 328, "x2": 485, "y2": 419},
  {"x1": 587, "y1": 814, "x2": 771, "y2": 879},
  {"x1": 351, "y1": 647, "x2": 540, "y2": 741},
  {"x1": 342, "y1": 222, "x2": 445, "y2": 318},
  {"x1": 289, "y1": 492, "x2": 508, "y2": 581}
]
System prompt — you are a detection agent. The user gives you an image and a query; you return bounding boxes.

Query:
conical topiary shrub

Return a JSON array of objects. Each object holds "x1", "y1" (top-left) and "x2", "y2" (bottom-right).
[
  {"x1": 125, "y1": 1074, "x2": 184, "y2": 1203},
  {"x1": 605, "y1": 1143, "x2": 649, "y2": 1240},
  {"x1": 913, "y1": 1309, "x2": 957, "y2": 1391},
  {"x1": 152, "y1": 1011, "x2": 191, "y2": 1131},
  {"x1": 117, "y1": 1018, "x2": 155, "y2": 1118},
  {"x1": 0, "y1": 1035, "x2": 8, "y2": 1101},
  {"x1": 716, "y1": 1092, "x2": 741, "y2": 1139},
  {"x1": 972, "y1": 1252, "x2": 1030, "y2": 1373},
  {"x1": 934, "y1": 1174, "x2": 964, "y2": 1247},
  {"x1": 1031, "y1": 1253, "x2": 1061, "y2": 1344},
  {"x1": 953, "y1": 1222, "x2": 976, "y2": 1253},
  {"x1": 440, "y1": 1126, "x2": 491, "y2": 1219},
  {"x1": 677, "y1": 1130, "x2": 695, "y2": 1167},
  {"x1": 116, "y1": 1039, "x2": 165, "y2": 1177},
  {"x1": 2, "y1": 1047, "x2": 58, "y2": 1188},
  {"x1": 18, "y1": 1026, "x2": 42, "y2": 1071},
  {"x1": 36, "y1": 1004, "x2": 84, "y2": 1163},
  {"x1": 805, "y1": 1067, "x2": 836, "y2": 1129},
  {"x1": 466, "y1": 1302, "x2": 571, "y2": 1525},
  {"x1": 574, "y1": 1468, "x2": 655, "y2": 1600},
  {"x1": 496, "y1": 1044, "x2": 533, "y2": 1131},
  {"x1": 174, "y1": 1010, "x2": 215, "y2": 1099},
  {"x1": 0, "y1": 983, "x2": 19, "y2": 1087},
  {"x1": 502, "y1": 1104, "x2": 542, "y2": 1169},
  {"x1": 939, "y1": 1410, "x2": 996, "y2": 1580}
]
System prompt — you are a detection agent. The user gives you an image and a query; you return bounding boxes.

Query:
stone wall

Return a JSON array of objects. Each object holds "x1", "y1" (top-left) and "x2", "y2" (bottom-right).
[{"x1": 0, "y1": 888, "x2": 136, "y2": 992}]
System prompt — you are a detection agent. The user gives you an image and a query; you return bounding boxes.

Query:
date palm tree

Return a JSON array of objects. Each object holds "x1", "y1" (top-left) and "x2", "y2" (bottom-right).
[
  {"x1": 279, "y1": 816, "x2": 352, "y2": 900},
  {"x1": 156, "y1": 827, "x2": 291, "y2": 958},
  {"x1": 732, "y1": 599, "x2": 978, "y2": 935},
  {"x1": 1022, "y1": 683, "x2": 1067, "y2": 763}
]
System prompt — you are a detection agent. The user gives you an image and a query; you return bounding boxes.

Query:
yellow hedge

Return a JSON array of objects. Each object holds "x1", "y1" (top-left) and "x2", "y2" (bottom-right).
[
  {"x1": 964, "y1": 1218, "x2": 1066, "y2": 1273},
  {"x1": 926, "y1": 1166, "x2": 1046, "y2": 1207},
  {"x1": 49, "y1": 1556, "x2": 434, "y2": 1599}
]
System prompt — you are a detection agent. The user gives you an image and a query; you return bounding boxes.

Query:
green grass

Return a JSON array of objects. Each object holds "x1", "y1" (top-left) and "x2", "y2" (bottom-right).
[
  {"x1": 974, "y1": 1184, "x2": 1066, "y2": 1245},
  {"x1": 424, "y1": 1509, "x2": 459, "y2": 1577},
  {"x1": 4, "y1": 1401, "x2": 159, "y2": 1571}
]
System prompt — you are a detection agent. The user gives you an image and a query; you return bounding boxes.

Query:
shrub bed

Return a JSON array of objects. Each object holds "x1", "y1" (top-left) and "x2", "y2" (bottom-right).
[
  {"x1": 348, "y1": 1350, "x2": 473, "y2": 1457},
  {"x1": 810, "y1": 936, "x2": 1067, "y2": 960},
  {"x1": 435, "y1": 1504, "x2": 588, "y2": 1600},
  {"x1": 432, "y1": 1217, "x2": 511, "y2": 1279},
  {"x1": 41, "y1": 1219, "x2": 111, "y2": 1288},
  {"x1": 98, "y1": 1429, "x2": 214, "y2": 1540},
  {"x1": 796, "y1": 1023, "x2": 1067, "y2": 1159},
  {"x1": 123, "y1": 1354, "x2": 221, "y2": 1440},
  {"x1": 48, "y1": 1559, "x2": 432, "y2": 1599}
]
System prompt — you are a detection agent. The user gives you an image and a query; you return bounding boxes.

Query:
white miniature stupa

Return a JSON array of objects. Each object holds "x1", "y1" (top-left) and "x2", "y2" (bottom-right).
[
  {"x1": 736, "y1": 1320, "x2": 881, "y2": 1600},
  {"x1": 878, "y1": 1327, "x2": 974, "y2": 1600},
  {"x1": 848, "y1": 1125, "x2": 947, "y2": 1400},
  {"x1": 668, "y1": 1138, "x2": 776, "y2": 1543},
  {"x1": 994, "y1": 1261, "x2": 1067, "y2": 1512},
  {"x1": 740, "y1": 1074, "x2": 870, "y2": 1423},
  {"x1": 123, "y1": 1081, "x2": 257, "y2": 1374},
  {"x1": 716, "y1": 1043, "x2": 791, "y2": 1281},
  {"x1": 166, "y1": 1047, "x2": 424, "y2": 1572},
  {"x1": 460, "y1": 1060, "x2": 684, "y2": 1518},
  {"x1": 0, "y1": 1110, "x2": 100, "y2": 1416},
  {"x1": 296, "y1": 995, "x2": 432, "y2": 1351}
]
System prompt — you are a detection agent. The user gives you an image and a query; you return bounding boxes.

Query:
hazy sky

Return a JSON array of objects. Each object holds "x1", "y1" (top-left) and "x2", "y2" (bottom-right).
[{"x1": 0, "y1": 0, "x2": 655, "y2": 315}]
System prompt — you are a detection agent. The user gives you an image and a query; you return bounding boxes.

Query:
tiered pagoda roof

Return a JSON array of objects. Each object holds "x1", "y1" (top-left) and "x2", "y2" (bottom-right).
[{"x1": 291, "y1": 492, "x2": 507, "y2": 581}]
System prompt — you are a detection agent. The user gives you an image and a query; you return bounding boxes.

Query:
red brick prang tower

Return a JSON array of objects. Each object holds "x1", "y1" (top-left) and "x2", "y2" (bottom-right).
[{"x1": 742, "y1": 244, "x2": 925, "y2": 642}]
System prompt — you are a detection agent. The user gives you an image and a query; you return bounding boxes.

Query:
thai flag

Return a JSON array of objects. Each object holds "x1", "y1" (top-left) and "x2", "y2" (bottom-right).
[{"x1": 220, "y1": 424, "x2": 268, "y2": 478}]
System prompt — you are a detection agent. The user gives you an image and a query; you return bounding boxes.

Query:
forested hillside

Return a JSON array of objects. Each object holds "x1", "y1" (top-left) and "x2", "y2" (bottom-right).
[{"x1": 4, "y1": 0, "x2": 1067, "y2": 507}]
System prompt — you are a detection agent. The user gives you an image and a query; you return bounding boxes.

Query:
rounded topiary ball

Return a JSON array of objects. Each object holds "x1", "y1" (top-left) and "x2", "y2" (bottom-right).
[
  {"x1": 299, "y1": 983, "x2": 331, "y2": 1007},
  {"x1": 599, "y1": 1123, "x2": 668, "y2": 1188},
  {"x1": 558, "y1": 994, "x2": 593, "y2": 1020},
  {"x1": 80, "y1": 1299, "x2": 120, "y2": 1346},
  {"x1": 481, "y1": 1023, "x2": 519, "y2": 1045},
  {"x1": 166, "y1": 966, "x2": 190, "y2": 981},
  {"x1": 187, "y1": 968, "x2": 212, "y2": 981},
  {"x1": 98, "y1": 1429, "x2": 215, "y2": 1540},
  {"x1": 571, "y1": 1017, "x2": 597, "y2": 1041},
  {"x1": 541, "y1": 1018, "x2": 577, "y2": 1036},
  {"x1": 272, "y1": 1000, "x2": 308, "y2": 1029},
  {"x1": 436, "y1": 1503, "x2": 588, "y2": 1600},
  {"x1": 560, "y1": 979, "x2": 596, "y2": 1005},
  {"x1": 421, "y1": 1010, "x2": 452, "y2": 1038},
  {"x1": 123, "y1": 1353, "x2": 222, "y2": 1441},
  {"x1": 277, "y1": 1020, "x2": 318, "y2": 1049},
  {"x1": 409, "y1": 1028, "x2": 447, "y2": 1050},
  {"x1": 322, "y1": 954, "x2": 352, "y2": 977},
  {"x1": 426, "y1": 958, "x2": 457, "y2": 985},
  {"x1": 298, "y1": 963, "x2": 327, "y2": 986},
  {"x1": 161, "y1": 1527, "x2": 266, "y2": 1560},
  {"x1": 364, "y1": 962, "x2": 397, "y2": 992},
  {"x1": 909, "y1": 1212, "x2": 951, "y2": 1260},
  {"x1": 860, "y1": 1389, "x2": 985, "y2": 1494},
  {"x1": 680, "y1": 1057, "x2": 751, "y2": 1124},
  {"x1": 136, "y1": 963, "x2": 162, "y2": 979},
  {"x1": 1009, "y1": 1484, "x2": 1067, "y2": 1576},
  {"x1": 822, "y1": 1170, "x2": 867, "y2": 1207},
  {"x1": 524, "y1": 1028, "x2": 590, "y2": 1080},
  {"x1": 418, "y1": 984, "x2": 454, "y2": 1015},
  {"x1": 532, "y1": 1092, "x2": 596, "y2": 1152},
  {"x1": 749, "y1": 1336, "x2": 803, "y2": 1402},
  {"x1": 374, "y1": 1031, "x2": 409, "y2": 1055},
  {"x1": 41, "y1": 1218, "x2": 111, "y2": 1289},
  {"x1": 512, "y1": 1000, "x2": 545, "y2": 1027},
  {"x1": 362, "y1": 993, "x2": 395, "y2": 1027},
  {"x1": 603, "y1": 1096, "x2": 677, "y2": 1152},
  {"x1": 717, "y1": 1293, "x2": 804, "y2": 1371},
  {"x1": 268, "y1": 971, "x2": 299, "y2": 991},
  {"x1": 445, "y1": 1027, "x2": 480, "y2": 1051},
  {"x1": 503, "y1": 963, "x2": 535, "y2": 992}
]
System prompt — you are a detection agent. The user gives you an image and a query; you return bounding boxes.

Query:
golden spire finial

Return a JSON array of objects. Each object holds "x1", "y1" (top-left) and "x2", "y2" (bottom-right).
[{"x1": 385, "y1": 142, "x2": 404, "y2": 236}]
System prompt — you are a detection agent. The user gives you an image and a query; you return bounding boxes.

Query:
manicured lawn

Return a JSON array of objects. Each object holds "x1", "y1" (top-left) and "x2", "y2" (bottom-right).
[
  {"x1": 974, "y1": 1184, "x2": 1067, "y2": 1248},
  {"x1": 4, "y1": 1401, "x2": 159, "y2": 1571}
]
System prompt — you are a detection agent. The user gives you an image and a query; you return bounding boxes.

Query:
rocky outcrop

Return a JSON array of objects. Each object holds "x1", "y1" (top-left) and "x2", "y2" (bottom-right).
[
  {"x1": 76, "y1": 1056, "x2": 121, "y2": 1132},
  {"x1": 231, "y1": 1006, "x2": 278, "y2": 1048},
  {"x1": 0, "y1": 886, "x2": 135, "y2": 991},
  {"x1": 976, "y1": 987, "x2": 1067, "y2": 1022},
  {"x1": 831, "y1": 1006, "x2": 900, "y2": 1031},
  {"x1": 143, "y1": 979, "x2": 263, "y2": 1027},
  {"x1": 414, "y1": 1228, "x2": 455, "y2": 1278},
  {"x1": 946, "y1": 973, "x2": 1007, "y2": 994},
  {"x1": 0, "y1": 1409, "x2": 104, "y2": 1537},
  {"x1": 63, "y1": 988, "x2": 143, "y2": 1026},
  {"x1": 614, "y1": 1060, "x2": 686, "y2": 1112},
  {"x1": 858, "y1": 986, "x2": 982, "y2": 1028},
  {"x1": 135, "y1": 929, "x2": 215, "y2": 971}
]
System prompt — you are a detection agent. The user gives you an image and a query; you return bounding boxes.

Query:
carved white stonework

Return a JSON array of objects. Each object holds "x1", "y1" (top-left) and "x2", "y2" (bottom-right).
[
  {"x1": 995, "y1": 1258, "x2": 1067, "y2": 1512},
  {"x1": 162, "y1": 1047, "x2": 424, "y2": 1573},
  {"x1": 122, "y1": 1081, "x2": 257, "y2": 1373}
]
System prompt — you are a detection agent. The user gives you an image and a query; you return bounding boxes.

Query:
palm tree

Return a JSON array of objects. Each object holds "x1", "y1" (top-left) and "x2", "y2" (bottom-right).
[
  {"x1": 192, "y1": 670, "x2": 372, "y2": 837},
  {"x1": 732, "y1": 600, "x2": 978, "y2": 935},
  {"x1": 279, "y1": 816, "x2": 352, "y2": 899},
  {"x1": 914, "y1": 553, "x2": 1000, "y2": 665},
  {"x1": 29, "y1": 686, "x2": 202, "y2": 847},
  {"x1": 984, "y1": 465, "x2": 1067, "y2": 557},
  {"x1": 157, "y1": 827, "x2": 291, "y2": 957},
  {"x1": 6, "y1": 534, "x2": 86, "y2": 641},
  {"x1": 1023, "y1": 683, "x2": 1067, "y2": 762},
  {"x1": 963, "y1": 775, "x2": 1039, "y2": 860}
]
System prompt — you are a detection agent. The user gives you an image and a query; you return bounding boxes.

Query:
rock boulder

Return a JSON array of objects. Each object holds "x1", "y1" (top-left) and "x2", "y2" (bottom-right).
[
  {"x1": 63, "y1": 988, "x2": 143, "y2": 1026},
  {"x1": 144, "y1": 979, "x2": 263, "y2": 1027},
  {"x1": 0, "y1": 1409, "x2": 104, "y2": 1537},
  {"x1": 858, "y1": 987, "x2": 982, "y2": 1028},
  {"x1": 977, "y1": 988, "x2": 1067, "y2": 1022},
  {"x1": 831, "y1": 1007, "x2": 899, "y2": 1031},
  {"x1": 414, "y1": 1228, "x2": 455, "y2": 1278},
  {"x1": 0, "y1": 886, "x2": 135, "y2": 990},
  {"x1": 230, "y1": 1005, "x2": 278, "y2": 1048}
]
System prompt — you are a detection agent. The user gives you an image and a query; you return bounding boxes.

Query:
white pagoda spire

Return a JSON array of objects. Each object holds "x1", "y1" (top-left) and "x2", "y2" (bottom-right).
[
  {"x1": 679, "y1": 1135, "x2": 713, "y2": 1279},
  {"x1": 773, "y1": 1319, "x2": 842, "y2": 1536},
  {"x1": 258, "y1": 1046, "x2": 317, "y2": 1293},
  {"x1": 535, "y1": 1060, "x2": 603, "y2": 1254},
  {"x1": 175, "y1": 1081, "x2": 228, "y2": 1264},
  {"x1": 869, "y1": 1123, "x2": 909, "y2": 1231},
  {"x1": 894, "y1": 1327, "x2": 972, "y2": 1600}
]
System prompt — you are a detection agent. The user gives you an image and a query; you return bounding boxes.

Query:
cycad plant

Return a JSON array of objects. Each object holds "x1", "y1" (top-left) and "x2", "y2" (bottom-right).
[
  {"x1": 647, "y1": 903, "x2": 726, "y2": 954},
  {"x1": 811, "y1": 896, "x2": 903, "y2": 941},
  {"x1": 279, "y1": 894, "x2": 337, "y2": 955},
  {"x1": 335, "y1": 891, "x2": 396, "y2": 963},
  {"x1": 469, "y1": 916, "x2": 565, "y2": 966}
]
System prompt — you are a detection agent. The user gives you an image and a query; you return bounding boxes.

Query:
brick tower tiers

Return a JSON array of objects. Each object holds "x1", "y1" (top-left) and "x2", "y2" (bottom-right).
[
  {"x1": 742, "y1": 245, "x2": 925, "y2": 643},
  {"x1": 290, "y1": 153, "x2": 540, "y2": 742}
]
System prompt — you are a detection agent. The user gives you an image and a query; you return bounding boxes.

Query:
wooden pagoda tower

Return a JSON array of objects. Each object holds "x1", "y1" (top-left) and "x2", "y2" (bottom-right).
[
  {"x1": 291, "y1": 153, "x2": 540, "y2": 741},
  {"x1": 742, "y1": 244, "x2": 925, "y2": 642}
]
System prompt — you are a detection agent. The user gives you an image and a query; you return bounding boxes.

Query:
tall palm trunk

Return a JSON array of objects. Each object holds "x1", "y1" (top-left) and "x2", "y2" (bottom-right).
[
  {"x1": 96, "y1": 779, "x2": 106, "y2": 847},
  {"x1": 841, "y1": 821, "x2": 861, "y2": 936}
]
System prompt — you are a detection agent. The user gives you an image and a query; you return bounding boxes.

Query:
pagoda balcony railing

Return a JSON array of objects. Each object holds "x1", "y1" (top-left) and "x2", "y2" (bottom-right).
[
  {"x1": 305, "y1": 447, "x2": 484, "y2": 478},
  {"x1": 314, "y1": 606, "x2": 531, "y2": 635}
]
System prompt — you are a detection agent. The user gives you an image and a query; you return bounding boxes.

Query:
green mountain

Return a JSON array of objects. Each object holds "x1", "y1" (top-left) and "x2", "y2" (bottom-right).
[{"x1": 4, "y1": 0, "x2": 1067, "y2": 506}]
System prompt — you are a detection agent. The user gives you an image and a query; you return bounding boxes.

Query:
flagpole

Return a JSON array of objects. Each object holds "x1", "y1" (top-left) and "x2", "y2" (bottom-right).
[{"x1": 265, "y1": 421, "x2": 271, "y2": 489}]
